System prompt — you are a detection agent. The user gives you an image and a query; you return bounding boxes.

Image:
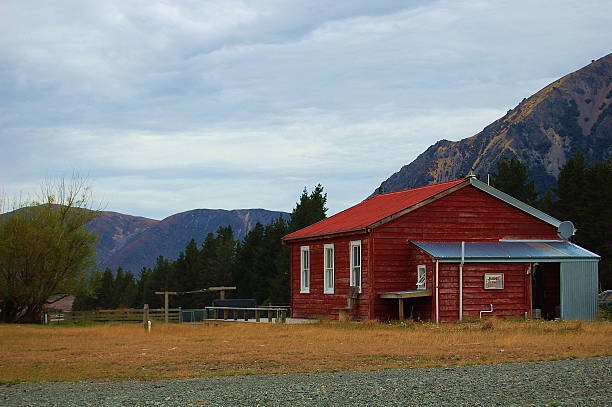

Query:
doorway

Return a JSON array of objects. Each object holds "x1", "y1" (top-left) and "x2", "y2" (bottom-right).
[{"x1": 532, "y1": 263, "x2": 560, "y2": 319}]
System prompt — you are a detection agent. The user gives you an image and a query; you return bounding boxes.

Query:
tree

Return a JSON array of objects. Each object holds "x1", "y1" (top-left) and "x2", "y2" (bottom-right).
[
  {"x1": 0, "y1": 177, "x2": 99, "y2": 322},
  {"x1": 553, "y1": 153, "x2": 612, "y2": 290},
  {"x1": 288, "y1": 184, "x2": 328, "y2": 233},
  {"x1": 490, "y1": 157, "x2": 539, "y2": 206}
]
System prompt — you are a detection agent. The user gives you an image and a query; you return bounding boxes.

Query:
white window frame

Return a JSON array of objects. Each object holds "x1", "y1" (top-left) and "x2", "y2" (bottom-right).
[
  {"x1": 300, "y1": 246, "x2": 310, "y2": 293},
  {"x1": 417, "y1": 264, "x2": 426, "y2": 290},
  {"x1": 350, "y1": 240, "x2": 362, "y2": 293},
  {"x1": 324, "y1": 244, "x2": 334, "y2": 294}
]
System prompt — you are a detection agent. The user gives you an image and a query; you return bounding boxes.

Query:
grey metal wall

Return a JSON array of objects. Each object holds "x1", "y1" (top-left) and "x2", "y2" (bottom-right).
[{"x1": 560, "y1": 261, "x2": 599, "y2": 320}]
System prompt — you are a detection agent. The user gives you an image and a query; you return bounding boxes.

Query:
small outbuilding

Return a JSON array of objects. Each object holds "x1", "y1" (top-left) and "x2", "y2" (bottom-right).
[{"x1": 282, "y1": 177, "x2": 600, "y2": 322}]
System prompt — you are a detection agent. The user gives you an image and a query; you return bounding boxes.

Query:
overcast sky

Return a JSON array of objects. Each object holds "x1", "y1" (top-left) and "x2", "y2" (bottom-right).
[{"x1": 1, "y1": 1, "x2": 610, "y2": 220}]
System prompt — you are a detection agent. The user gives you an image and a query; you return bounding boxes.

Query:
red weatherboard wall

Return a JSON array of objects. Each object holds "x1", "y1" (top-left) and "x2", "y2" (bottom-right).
[
  {"x1": 290, "y1": 234, "x2": 370, "y2": 320},
  {"x1": 371, "y1": 185, "x2": 558, "y2": 321},
  {"x1": 436, "y1": 262, "x2": 530, "y2": 322},
  {"x1": 289, "y1": 185, "x2": 559, "y2": 321}
]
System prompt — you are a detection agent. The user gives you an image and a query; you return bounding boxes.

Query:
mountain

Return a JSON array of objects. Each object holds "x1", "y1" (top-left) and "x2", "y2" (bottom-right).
[
  {"x1": 87, "y1": 211, "x2": 160, "y2": 270},
  {"x1": 88, "y1": 208, "x2": 289, "y2": 273},
  {"x1": 374, "y1": 53, "x2": 612, "y2": 195}
]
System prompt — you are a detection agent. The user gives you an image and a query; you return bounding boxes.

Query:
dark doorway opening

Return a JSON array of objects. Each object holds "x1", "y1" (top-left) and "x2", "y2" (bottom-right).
[{"x1": 532, "y1": 263, "x2": 560, "y2": 319}]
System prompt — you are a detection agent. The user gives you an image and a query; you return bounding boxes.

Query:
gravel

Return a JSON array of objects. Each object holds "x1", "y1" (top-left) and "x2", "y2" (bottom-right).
[{"x1": 2, "y1": 357, "x2": 610, "y2": 406}]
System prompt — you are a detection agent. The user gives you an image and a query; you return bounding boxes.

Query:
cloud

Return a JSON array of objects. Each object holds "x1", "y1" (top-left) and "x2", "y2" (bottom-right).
[{"x1": 1, "y1": 1, "x2": 611, "y2": 219}]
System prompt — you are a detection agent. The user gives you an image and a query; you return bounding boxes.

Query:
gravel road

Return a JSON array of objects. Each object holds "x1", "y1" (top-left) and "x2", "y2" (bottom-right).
[{"x1": 2, "y1": 357, "x2": 610, "y2": 406}]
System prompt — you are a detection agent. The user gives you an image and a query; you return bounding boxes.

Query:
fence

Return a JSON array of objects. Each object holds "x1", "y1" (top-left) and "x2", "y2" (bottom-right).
[
  {"x1": 59, "y1": 308, "x2": 182, "y2": 323},
  {"x1": 47, "y1": 305, "x2": 289, "y2": 324}
]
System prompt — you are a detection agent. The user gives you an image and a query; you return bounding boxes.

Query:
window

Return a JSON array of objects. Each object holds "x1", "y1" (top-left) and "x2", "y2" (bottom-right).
[
  {"x1": 324, "y1": 244, "x2": 334, "y2": 294},
  {"x1": 350, "y1": 240, "x2": 361, "y2": 292},
  {"x1": 300, "y1": 246, "x2": 310, "y2": 293},
  {"x1": 417, "y1": 265, "x2": 426, "y2": 290}
]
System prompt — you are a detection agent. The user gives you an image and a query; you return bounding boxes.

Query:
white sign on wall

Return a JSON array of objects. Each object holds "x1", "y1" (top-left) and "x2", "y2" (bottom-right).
[{"x1": 484, "y1": 273, "x2": 504, "y2": 290}]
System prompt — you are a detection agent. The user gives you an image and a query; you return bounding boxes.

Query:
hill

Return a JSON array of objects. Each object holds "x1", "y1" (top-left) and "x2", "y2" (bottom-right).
[
  {"x1": 374, "y1": 53, "x2": 612, "y2": 195},
  {"x1": 88, "y1": 208, "x2": 289, "y2": 273}
]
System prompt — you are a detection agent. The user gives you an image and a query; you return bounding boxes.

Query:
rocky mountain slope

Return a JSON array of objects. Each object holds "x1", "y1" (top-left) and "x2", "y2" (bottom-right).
[
  {"x1": 375, "y1": 53, "x2": 612, "y2": 195},
  {"x1": 88, "y1": 208, "x2": 288, "y2": 273}
]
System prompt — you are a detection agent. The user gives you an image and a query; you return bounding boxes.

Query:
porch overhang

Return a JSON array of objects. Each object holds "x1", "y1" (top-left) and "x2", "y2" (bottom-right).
[{"x1": 411, "y1": 240, "x2": 600, "y2": 263}]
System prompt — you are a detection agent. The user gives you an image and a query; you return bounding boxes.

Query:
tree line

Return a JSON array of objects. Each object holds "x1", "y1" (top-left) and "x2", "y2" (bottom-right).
[
  {"x1": 490, "y1": 152, "x2": 611, "y2": 289},
  {"x1": 73, "y1": 185, "x2": 328, "y2": 311}
]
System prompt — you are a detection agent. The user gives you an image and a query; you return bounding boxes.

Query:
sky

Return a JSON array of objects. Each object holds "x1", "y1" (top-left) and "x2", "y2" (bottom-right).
[{"x1": 1, "y1": 1, "x2": 611, "y2": 220}]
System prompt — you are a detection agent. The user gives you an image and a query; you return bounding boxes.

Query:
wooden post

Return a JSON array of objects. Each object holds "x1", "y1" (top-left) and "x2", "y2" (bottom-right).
[
  {"x1": 208, "y1": 286, "x2": 236, "y2": 300},
  {"x1": 398, "y1": 298, "x2": 404, "y2": 321},
  {"x1": 256, "y1": 309, "x2": 260, "y2": 322},
  {"x1": 223, "y1": 309, "x2": 228, "y2": 320},
  {"x1": 164, "y1": 292, "x2": 169, "y2": 323},
  {"x1": 154, "y1": 291, "x2": 178, "y2": 323},
  {"x1": 143, "y1": 304, "x2": 149, "y2": 330}
]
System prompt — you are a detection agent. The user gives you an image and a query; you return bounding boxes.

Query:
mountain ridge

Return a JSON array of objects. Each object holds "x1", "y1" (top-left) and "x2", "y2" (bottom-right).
[
  {"x1": 88, "y1": 207, "x2": 289, "y2": 273},
  {"x1": 374, "y1": 53, "x2": 612, "y2": 195}
]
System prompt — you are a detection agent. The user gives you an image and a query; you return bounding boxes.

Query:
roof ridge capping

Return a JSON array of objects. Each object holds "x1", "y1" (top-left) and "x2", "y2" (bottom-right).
[
  {"x1": 468, "y1": 177, "x2": 562, "y2": 228},
  {"x1": 374, "y1": 178, "x2": 468, "y2": 197}
]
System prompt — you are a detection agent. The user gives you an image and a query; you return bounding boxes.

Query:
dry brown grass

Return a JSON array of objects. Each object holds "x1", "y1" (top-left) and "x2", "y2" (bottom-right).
[{"x1": 1, "y1": 319, "x2": 611, "y2": 383}]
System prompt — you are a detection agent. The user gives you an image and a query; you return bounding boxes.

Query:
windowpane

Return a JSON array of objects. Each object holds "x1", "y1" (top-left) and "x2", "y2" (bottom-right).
[
  {"x1": 417, "y1": 265, "x2": 426, "y2": 290},
  {"x1": 350, "y1": 241, "x2": 362, "y2": 291},
  {"x1": 301, "y1": 247, "x2": 310, "y2": 293},
  {"x1": 324, "y1": 245, "x2": 334, "y2": 293}
]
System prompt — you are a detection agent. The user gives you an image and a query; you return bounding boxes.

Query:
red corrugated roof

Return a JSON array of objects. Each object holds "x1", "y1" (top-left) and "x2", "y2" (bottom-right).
[{"x1": 283, "y1": 178, "x2": 468, "y2": 241}]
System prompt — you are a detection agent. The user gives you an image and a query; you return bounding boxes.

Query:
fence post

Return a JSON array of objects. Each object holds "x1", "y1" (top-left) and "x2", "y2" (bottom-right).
[
  {"x1": 143, "y1": 304, "x2": 149, "y2": 330},
  {"x1": 256, "y1": 309, "x2": 260, "y2": 322},
  {"x1": 179, "y1": 307, "x2": 183, "y2": 323}
]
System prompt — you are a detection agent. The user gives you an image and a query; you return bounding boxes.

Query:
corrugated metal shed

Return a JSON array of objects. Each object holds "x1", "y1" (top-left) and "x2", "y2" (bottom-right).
[
  {"x1": 561, "y1": 262, "x2": 599, "y2": 320},
  {"x1": 411, "y1": 241, "x2": 600, "y2": 263}
]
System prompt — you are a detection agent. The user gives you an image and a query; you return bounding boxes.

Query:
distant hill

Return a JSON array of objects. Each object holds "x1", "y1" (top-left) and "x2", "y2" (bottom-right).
[
  {"x1": 374, "y1": 53, "x2": 612, "y2": 195},
  {"x1": 88, "y1": 208, "x2": 289, "y2": 273}
]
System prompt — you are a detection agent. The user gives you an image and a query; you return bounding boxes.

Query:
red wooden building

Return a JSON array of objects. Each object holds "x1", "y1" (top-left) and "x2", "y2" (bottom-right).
[{"x1": 282, "y1": 176, "x2": 599, "y2": 322}]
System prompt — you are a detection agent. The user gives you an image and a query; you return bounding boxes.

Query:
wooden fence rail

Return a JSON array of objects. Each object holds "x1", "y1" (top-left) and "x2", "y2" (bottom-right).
[
  {"x1": 62, "y1": 308, "x2": 182, "y2": 323},
  {"x1": 48, "y1": 306, "x2": 288, "y2": 324}
]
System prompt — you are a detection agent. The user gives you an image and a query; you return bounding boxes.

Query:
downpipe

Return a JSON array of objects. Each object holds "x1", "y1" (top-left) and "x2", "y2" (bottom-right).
[{"x1": 459, "y1": 241, "x2": 464, "y2": 322}]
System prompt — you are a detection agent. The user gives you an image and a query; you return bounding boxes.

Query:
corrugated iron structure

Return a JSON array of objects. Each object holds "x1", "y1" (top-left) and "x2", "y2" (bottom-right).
[
  {"x1": 282, "y1": 177, "x2": 600, "y2": 322},
  {"x1": 561, "y1": 262, "x2": 599, "y2": 320},
  {"x1": 412, "y1": 241, "x2": 600, "y2": 263}
]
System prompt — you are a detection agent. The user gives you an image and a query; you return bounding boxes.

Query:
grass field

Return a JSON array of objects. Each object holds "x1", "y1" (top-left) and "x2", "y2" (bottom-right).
[{"x1": 1, "y1": 319, "x2": 611, "y2": 383}]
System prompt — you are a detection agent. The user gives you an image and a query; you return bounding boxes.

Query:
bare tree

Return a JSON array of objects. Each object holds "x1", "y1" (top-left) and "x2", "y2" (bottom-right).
[{"x1": 0, "y1": 176, "x2": 100, "y2": 322}]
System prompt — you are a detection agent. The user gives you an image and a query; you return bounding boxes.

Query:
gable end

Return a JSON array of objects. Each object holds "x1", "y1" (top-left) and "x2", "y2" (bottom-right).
[
  {"x1": 367, "y1": 179, "x2": 470, "y2": 230},
  {"x1": 469, "y1": 178, "x2": 561, "y2": 228}
]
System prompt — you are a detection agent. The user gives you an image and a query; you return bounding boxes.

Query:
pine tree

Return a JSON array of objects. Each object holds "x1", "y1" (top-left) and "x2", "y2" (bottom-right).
[
  {"x1": 552, "y1": 153, "x2": 612, "y2": 290},
  {"x1": 288, "y1": 184, "x2": 327, "y2": 233},
  {"x1": 490, "y1": 157, "x2": 539, "y2": 206}
]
